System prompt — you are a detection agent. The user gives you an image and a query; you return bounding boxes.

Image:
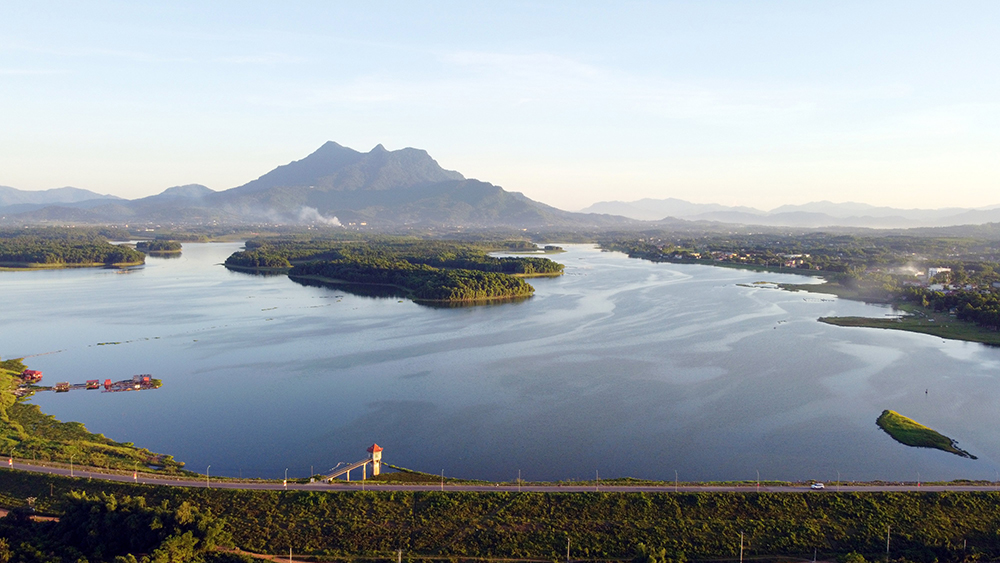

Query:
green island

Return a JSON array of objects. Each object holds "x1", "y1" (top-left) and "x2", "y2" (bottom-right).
[
  {"x1": 225, "y1": 236, "x2": 564, "y2": 304},
  {"x1": 135, "y1": 240, "x2": 182, "y2": 254},
  {"x1": 1, "y1": 358, "x2": 187, "y2": 474},
  {"x1": 601, "y1": 230, "x2": 1000, "y2": 345},
  {"x1": 0, "y1": 228, "x2": 145, "y2": 269},
  {"x1": 876, "y1": 409, "x2": 976, "y2": 459}
]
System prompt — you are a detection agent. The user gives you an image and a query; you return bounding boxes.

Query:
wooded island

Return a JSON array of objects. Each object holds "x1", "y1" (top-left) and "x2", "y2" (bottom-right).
[{"x1": 225, "y1": 237, "x2": 564, "y2": 303}]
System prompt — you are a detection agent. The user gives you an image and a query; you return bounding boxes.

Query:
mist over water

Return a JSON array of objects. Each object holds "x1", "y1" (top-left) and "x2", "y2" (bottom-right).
[{"x1": 3, "y1": 243, "x2": 999, "y2": 482}]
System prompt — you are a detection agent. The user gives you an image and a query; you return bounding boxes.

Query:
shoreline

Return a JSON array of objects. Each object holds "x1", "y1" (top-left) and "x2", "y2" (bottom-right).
[
  {"x1": 0, "y1": 260, "x2": 144, "y2": 271},
  {"x1": 290, "y1": 274, "x2": 534, "y2": 304},
  {"x1": 777, "y1": 280, "x2": 1000, "y2": 346},
  {"x1": 610, "y1": 247, "x2": 1000, "y2": 347}
]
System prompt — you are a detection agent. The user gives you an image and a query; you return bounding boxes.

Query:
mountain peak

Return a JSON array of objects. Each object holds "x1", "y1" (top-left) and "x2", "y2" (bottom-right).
[{"x1": 229, "y1": 141, "x2": 463, "y2": 194}]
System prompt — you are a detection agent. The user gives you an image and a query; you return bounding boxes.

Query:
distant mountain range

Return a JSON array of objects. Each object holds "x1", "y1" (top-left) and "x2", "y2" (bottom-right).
[
  {"x1": 0, "y1": 142, "x2": 628, "y2": 229},
  {"x1": 4, "y1": 145, "x2": 999, "y2": 231},
  {"x1": 581, "y1": 198, "x2": 1000, "y2": 229}
]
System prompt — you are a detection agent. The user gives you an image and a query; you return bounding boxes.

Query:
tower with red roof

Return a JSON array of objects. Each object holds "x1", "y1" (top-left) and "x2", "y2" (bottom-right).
[{"x1": 367, "y1": 443, "x2": 383, "y2": 476}]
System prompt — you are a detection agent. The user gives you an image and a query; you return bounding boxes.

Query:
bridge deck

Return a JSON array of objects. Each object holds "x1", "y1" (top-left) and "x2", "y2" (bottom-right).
[{"x1": 325, "y1": 458, "x2": 370, "y2": 481}]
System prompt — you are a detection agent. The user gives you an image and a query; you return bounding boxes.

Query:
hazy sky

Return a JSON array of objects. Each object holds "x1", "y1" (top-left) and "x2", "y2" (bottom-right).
[{"x1": 2, "y1": 2, "x2": 999, "y2": 211}]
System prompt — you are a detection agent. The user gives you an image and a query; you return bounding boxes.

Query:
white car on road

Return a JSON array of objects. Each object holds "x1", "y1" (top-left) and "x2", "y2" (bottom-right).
[{"x1": 810, "y1": 482, "x2": 825, "y2": 490}]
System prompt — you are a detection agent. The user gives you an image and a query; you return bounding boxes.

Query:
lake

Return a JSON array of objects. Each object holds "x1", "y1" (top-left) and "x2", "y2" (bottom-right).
[{"x1": 3, "y1": 243, "x2": 999, "y2": 483}]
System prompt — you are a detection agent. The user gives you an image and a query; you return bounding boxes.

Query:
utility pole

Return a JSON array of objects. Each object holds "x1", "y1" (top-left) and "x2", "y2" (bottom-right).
[
  {"x1": 675, "y1": 470, "x2": 678, "y2": 493},
  {"x1": 567, "y1": 536, "x2": 570, "y2": 562},
  {"x1": 206, "y1": 465, "x2": 211, "y2": 489},
  {"x1": 756, "y1": 469, "x2": 760, "y2": 493},
  {"x1": 739, "y1": 531, "x2": 744, "y2": 563},
  {"x1": 518, "y1": 469, "x2": 521, "y2": 492},
  {"x1": 886, "y1": 525, "x2": 891, "y2": 555},
  {"x1": 440, "y1": 470, "x2": 444, "y2": 492},
  {"x1": 596, "y1": 470, "x2": 599, "y2": 492}
]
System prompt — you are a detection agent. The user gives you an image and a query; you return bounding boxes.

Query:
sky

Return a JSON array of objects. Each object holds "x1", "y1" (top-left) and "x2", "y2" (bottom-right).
[{"x1": 1, "y1": 1, "x2": 999, "y2": 211}]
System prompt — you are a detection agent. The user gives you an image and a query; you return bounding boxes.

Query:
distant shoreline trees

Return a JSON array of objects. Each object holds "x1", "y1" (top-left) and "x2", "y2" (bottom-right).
[
  {"x1": 136, "y1": 240, "x2": 182, "y2": 253},
  {"x1": 0, "y1": 230, "x2": 145, "y2": 266}
]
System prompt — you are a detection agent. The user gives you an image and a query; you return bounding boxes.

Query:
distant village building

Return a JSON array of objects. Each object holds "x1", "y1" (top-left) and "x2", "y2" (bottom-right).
[
  {"x1": 20, "y1": 370, "x2": 42, "y2": 383},
  {"x1": 927, "y1": 267, "x2": 951, "y2": 281}
]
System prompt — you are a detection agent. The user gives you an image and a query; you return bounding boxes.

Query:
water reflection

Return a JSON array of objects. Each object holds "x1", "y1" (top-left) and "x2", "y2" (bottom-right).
[
  {"x1": 5, "y1": 242, "x2": 1000, "y2": 482},
  {"x1": 289, "y1": 275, "x2": 533, "y2": 308}
]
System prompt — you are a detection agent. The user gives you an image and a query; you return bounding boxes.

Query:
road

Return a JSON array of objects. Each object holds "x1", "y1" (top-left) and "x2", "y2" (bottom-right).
[{"x1": 6, "y1": 461, "x2": 1000, "y2": 493}]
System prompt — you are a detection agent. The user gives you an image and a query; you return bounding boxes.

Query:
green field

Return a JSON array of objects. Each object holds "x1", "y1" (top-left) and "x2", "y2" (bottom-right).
[
  {"x1": 818, "y1": 313, "x2": 1000, "y2": 346},
  {"x1": 777, "y1": 280, "x2": 1000, "y2": 346},
  {"x1": 876, "y1": 410, "x2": 976, "y2": 459}
]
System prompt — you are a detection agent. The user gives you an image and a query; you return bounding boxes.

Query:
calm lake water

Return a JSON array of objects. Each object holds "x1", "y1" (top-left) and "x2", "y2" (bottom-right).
[{"x1": 3, "y1": 243, "x2": 1000, "y2": 483}]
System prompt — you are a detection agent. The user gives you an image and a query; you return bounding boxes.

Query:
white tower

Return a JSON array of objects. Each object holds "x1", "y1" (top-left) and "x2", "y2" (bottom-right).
[{"x1": 367, "y1": 443, "x2": 383, "y2": 476}]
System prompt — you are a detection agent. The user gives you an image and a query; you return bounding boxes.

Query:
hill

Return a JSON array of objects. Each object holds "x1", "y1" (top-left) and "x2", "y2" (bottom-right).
[
  {"x1": 584, "y1": 198, "x2": 1000, "y2": 229},
  {"x1": 3, "y1": 143, "x2": 630, "y2": 230}
]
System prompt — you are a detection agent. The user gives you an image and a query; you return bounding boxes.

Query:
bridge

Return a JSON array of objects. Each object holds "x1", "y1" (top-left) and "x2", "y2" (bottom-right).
[{"x1": 325, "y1": 444, "x2": 382, "y2": 482}]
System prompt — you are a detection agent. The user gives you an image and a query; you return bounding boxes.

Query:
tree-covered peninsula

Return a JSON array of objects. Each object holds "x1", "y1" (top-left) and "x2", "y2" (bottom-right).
[
  {"x1": 290, "y1": 259, "x2": 535, "y2": 302},
  {"x1": 224, "y1": 236, "x2": 563, "y2": 303},
  {"x1": 135, "y1": 240, "x2": 182, "y2": 254},
  {"x1": 0, "y1": 228, "x2": 144, "y2": 268}
]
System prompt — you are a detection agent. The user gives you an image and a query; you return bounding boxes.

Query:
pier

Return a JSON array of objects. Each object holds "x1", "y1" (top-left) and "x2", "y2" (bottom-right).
[{"x1": 325, "y1": 444, "x2": 382, "y2": 482}]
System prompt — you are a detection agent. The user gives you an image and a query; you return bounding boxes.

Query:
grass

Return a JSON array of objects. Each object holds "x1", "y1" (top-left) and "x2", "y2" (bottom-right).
[
  {"x1": 818, "y1": 308, "x2": 1000, "y2": 346},
  {"x1": 776, "y1": 280, "x2": 1000, "y2": 346},
  {"x1": 876, "y1": 409, "x2": 976, "y2": 459},
  {"x1": 779, "y1": 280, "x2": 893, "y2": 302}
]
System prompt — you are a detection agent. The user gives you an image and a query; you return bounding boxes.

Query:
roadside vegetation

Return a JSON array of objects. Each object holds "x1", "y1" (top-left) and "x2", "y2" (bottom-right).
[
  {"x1": 4, "y1": 470, "x2": 1000, "y2": 563},
  {"x1": 876, "y1": 410, "x2": 976, "y2": 459},
  {"x1": 0, "y1": 490, "x2": 243, "y2": 563}
]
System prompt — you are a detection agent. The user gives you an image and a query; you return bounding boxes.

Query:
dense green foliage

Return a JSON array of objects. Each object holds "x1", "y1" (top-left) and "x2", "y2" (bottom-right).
[
  {"x1": 222, "y1": 250, "x2": 290, "y2": 269},
  {"x1": 0, "y1": 491, "x2": 231, "y2": 563},
  {"x1": 0, "y1": 229, "x2": 144, "y2": 266},
  {"x1": 291, "y1": 259, "x2": 535, "y2": 301},
  {"x1": 915, "y1": 287, "x2": 1000, "y2": 331},
  {"x1": 876, "y1": 410, "x2": 975, "y2": 459},
  {"x1": 136, "y1": 240, "x2": 182, "y2": 253},
  {"x1": 231, "y1": 236, "x2": 563, "y2": 274},
  {"x1": 226, "y1": 236, "x2": 561, "y2": 302},
  {"x1": 4, "y1": 471, "x2": 1000, "y2": 562},
  {"x1": 600, "y1": 232, "x2": 1000, "y2": 273}
]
